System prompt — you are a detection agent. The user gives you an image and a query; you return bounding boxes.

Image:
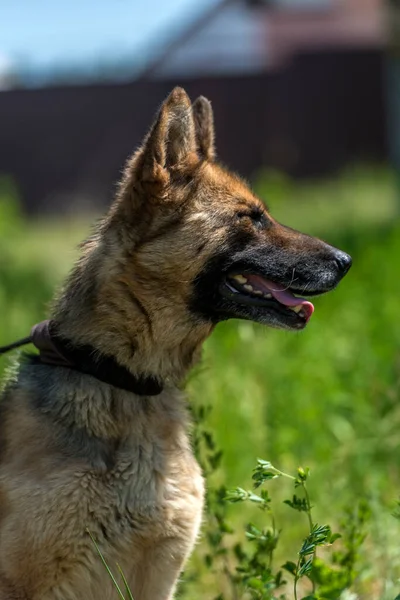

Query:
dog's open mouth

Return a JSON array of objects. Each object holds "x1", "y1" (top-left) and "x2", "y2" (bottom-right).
[{"x1": 222, "y1": 273, "x2": 315, "y2": 326}]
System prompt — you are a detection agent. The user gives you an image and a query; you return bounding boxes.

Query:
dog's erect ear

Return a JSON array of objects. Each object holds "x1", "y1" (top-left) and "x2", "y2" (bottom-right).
[
  {"x1": 116, "y1": 88, "x2": 200, "y2": 211},
  {"x1": 192, "y1": 96, "x2": 215, "y2": 161},
  {"x1": 137, "y1": 87, "x2": 198, "y2": 190}
]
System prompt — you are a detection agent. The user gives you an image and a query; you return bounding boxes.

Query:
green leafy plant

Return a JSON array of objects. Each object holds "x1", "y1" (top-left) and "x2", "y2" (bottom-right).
[
  {"x1": 183, "y1": 391, "x2": 378, "y2": 600},
  {"x1": 226, "y1": 459, "x2": 374, "y2": 600}
]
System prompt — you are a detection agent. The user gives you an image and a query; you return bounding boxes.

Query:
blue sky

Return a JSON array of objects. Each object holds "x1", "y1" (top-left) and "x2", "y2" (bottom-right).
[{"x1": 0, "y1": 0, "x2": 219, "y2": 80}]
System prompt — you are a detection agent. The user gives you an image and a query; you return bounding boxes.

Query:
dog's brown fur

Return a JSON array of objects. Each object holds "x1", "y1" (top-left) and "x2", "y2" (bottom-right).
[{"x1": 0, "y1": 88, "x2": 351, "y2": 600}]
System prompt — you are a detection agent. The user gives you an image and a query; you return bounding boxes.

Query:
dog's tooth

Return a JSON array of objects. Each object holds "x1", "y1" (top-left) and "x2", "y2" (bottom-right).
[
  {"x1": 263, "y1": 293, "x2": 272, "y2": 299},
  {"x1": 253, "y1": 290, "x2": 263, "y2": 296},
  {"x1": 291, "y1": 306, "x2": 302, "y2": 313},
  {"x1": 243, "y1": 284, "x2": 254, "y2": 292},
  {"x1": 233, "y1": 274, "x2": 247, "y2": 284}
]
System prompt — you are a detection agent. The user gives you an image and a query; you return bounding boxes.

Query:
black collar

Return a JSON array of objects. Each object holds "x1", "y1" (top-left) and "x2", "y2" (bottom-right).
[{"x1": 28, "y1": 320, "x2": 163, "y2": 396}]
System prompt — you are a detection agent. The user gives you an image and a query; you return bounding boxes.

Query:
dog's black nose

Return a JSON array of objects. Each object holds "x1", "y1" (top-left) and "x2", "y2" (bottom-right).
[{"x1": 334, "y1": 250, "x2": 352, "y2": 275}]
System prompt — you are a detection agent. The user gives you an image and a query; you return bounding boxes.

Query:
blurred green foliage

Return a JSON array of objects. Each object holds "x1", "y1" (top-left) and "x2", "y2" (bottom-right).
[{"x1": 0, "y1": 166, "x2": 399, "y2": 599}]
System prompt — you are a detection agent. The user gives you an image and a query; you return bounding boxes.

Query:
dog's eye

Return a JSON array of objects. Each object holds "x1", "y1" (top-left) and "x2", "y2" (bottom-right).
[{"x1": 237, "y1": 210, "x2": 267, "y2": 228}]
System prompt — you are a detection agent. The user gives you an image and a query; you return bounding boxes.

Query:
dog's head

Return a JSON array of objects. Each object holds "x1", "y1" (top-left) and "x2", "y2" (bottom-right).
[
  {"x1": 58, "y1": 88, "x2": 351, "y2": 377},
  {"x1": 109, "y1": 87, "x2": 351, "y2": 335}
]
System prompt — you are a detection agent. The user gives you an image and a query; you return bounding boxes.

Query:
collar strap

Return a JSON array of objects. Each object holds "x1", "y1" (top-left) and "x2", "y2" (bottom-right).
[{"x1": 1, "y1": 320, "x2": 163, "y2": 396}]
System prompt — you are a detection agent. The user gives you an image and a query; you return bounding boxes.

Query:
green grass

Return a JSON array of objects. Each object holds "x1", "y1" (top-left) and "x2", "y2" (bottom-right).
[{"x1": 0, "y1": 166, "x2": 399, "y2": 598}]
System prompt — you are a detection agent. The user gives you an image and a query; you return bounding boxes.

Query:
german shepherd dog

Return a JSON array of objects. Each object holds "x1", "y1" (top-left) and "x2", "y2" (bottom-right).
[{"x1": 0, "y1": 88, "x2": 351, "y2": 600}]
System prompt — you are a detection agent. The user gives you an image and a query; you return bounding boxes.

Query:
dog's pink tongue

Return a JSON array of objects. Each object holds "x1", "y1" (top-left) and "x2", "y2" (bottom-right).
[{"x1": 246, "y1": 275, "x2": 314, "y2": 321}]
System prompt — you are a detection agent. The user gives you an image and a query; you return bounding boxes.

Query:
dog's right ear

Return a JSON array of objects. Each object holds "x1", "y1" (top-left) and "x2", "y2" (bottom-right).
[{"x1": 192, "y1": 96, "x2": 215, "y2": 161}]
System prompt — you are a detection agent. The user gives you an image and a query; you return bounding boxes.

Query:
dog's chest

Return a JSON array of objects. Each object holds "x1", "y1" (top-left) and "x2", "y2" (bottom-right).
[
  {"x1": 41, "y1": 428, "x2": 205, "y2": 600},
  {"x1": 82, "y1": 431, "x2": 204, "y2": 546}
]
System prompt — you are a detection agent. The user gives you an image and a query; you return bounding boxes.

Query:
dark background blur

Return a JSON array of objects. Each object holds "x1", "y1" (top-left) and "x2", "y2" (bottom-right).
[{"x1": 0, "y1": 0, "x2": 391, "y2": 214}]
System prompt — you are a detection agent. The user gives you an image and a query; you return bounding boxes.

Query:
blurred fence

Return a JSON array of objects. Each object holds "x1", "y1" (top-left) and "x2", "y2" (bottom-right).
[{"x1": 0, "y1": 48, "x2": 386, "y2": 214}]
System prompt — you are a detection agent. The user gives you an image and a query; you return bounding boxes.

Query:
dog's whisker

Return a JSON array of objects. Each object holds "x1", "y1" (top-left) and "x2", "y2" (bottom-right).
[{"x1": 269, "y1": 269, "x2": 298, "y2": 292}]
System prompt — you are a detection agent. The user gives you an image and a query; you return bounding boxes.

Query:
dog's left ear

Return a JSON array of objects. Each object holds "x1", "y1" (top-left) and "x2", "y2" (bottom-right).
[
  {"x1": 192, "y1": 96, "x2": 215, "y2": 161},
  {"x1": 117, "y1": 88, "x2": 198, "y2": 208},
  {"x1": 117, "y1": 88, "x2": 203, "y2": 211}
]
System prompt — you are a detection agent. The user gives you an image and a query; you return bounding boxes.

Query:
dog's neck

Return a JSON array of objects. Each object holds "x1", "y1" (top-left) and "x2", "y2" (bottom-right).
[
  {"x1": 51, "y1": 244, "x2": 213, "y2": 387},
  {"x1": 51, "y1": 309, "x2": 211, "y2": 387},
  {"x1": 30, "y1": 320, "x2": 163, "y2": 396}
]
